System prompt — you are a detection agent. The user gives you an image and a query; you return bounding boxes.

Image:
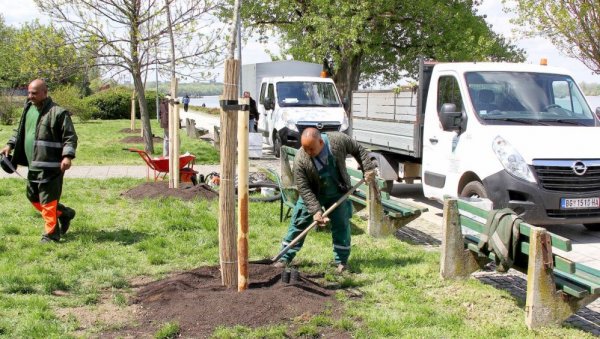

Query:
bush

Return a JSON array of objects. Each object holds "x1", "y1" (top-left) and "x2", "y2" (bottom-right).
[
  {"x1": 51, "y1": 85, "x2": 98, "y2": 122},
  {"x1": 0, "y1": 94, "x2": 23, "y2": 125},
  {"x1": 85, "y1": 86, "x2": 161, "y2": 120}
]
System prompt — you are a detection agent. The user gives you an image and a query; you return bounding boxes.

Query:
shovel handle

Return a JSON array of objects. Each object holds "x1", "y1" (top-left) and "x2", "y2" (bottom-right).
[{"x1": 271, "y1": 178, "x2": 366, "y2": 263}]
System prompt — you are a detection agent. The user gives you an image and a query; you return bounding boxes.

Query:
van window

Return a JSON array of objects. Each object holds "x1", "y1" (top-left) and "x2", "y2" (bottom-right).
[
  {"x1": 259, "y1": 83, "x2": 267, "y2": 104},
  {"x1": 267, "y1": 83, "x2": 274, "y2": 102},
  {"x1": 437, "y1": 76, "x2": 464, "y2": 116}
]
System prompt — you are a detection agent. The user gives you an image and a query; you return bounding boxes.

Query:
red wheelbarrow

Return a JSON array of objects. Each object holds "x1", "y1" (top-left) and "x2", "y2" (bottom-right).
[{"x1": 124, "y1": 148, "x2": 198, "y2": 184}]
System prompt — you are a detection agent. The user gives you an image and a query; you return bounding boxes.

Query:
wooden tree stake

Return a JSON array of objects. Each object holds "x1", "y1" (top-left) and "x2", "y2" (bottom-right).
[{"x1": 237, "y1": 97, "x2": 249, "y2": 292}]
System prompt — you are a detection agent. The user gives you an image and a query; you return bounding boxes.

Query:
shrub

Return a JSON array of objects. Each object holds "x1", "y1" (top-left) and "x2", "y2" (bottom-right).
[
  {"x1": 51, "y1": 85, "x2": 98, "y2": 122},
  {"x1": 85, "y1": 87, "x2": 161, "y2": 120},
  {"x1": 0, "y1": 94, "x2": 23, "y2": 125}
]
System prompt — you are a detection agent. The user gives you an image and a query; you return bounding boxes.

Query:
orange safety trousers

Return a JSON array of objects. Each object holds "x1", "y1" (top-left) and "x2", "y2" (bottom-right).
[{"x1": 26, "y1": 171, "x2": 65, "y2": 236}]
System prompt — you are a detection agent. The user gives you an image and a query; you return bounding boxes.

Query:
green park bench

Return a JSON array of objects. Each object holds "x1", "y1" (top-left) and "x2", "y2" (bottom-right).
[
  {"x1": 441, "y1": 197, "x2": 600, "y2": 329},
  {"x1": 278, "y1": 146, "x2": 427, "y2": 236}
]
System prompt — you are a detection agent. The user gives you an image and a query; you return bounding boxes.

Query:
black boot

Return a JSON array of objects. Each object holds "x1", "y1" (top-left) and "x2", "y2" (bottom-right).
[{"x1": 58, "y1": 207, "x2": 76, "y2": 235}]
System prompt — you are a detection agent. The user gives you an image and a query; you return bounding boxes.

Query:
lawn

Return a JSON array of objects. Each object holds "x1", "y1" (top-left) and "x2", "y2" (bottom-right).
[
  {"x1": 0, "y1": 119, "x2": 220, "y2": 165},
  {"x1": 0, "y1": 178, "x2": 592, "y2": 338}
]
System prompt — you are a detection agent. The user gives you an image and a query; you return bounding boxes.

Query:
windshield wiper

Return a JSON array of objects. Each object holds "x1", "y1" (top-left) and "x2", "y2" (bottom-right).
[
  {"x1": 482, "y1": 117, "x2": 548, "y2": 125},
  {"x1": 539, "y1": 119, "x2": 588, "y2": 126}
]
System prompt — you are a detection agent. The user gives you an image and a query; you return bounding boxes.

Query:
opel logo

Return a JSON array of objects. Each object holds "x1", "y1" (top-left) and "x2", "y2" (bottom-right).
[
  {"x1": 316, "y1": 123, "x2": 324, "y2": 130},
  {"x1": 572, "y1": 161, "x2": 587, "y2": 176}
]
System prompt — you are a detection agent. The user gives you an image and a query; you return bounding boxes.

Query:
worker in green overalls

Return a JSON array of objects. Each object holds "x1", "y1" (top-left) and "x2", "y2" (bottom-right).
[{"x1": 274, "y1": 127, "x2": 377, "y2": 273}]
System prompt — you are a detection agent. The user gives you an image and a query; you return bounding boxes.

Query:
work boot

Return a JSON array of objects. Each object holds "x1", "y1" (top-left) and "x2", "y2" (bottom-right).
[
  {"x1": 58, "y1": 207, "x2": 76, "y2": 235},
  {"x1": 336, "y1": 263, "x2": 349, "y2": 274},
  {"x1": 41, "y1": 231, "x2": 60, "y2": 243},
  {"x1": 273, "y1": 260, "x2": 288, "y2": 268}
]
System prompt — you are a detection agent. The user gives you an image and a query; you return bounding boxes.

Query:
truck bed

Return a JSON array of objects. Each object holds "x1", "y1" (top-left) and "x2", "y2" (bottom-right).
[{"x1": 352, "y1": 90, "x2": 421, "y2": 157}]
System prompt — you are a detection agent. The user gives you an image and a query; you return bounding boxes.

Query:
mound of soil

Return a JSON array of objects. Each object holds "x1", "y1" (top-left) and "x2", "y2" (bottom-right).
[
  {"x1": 123, "y1": 264, "x2": 339, "y2": 337},
  {"x1": 121, "y1": 135, "x2": 163, "y2": 143},
  {"x1": 121, "y1": 181, "x2": 218, "y2": 201}
]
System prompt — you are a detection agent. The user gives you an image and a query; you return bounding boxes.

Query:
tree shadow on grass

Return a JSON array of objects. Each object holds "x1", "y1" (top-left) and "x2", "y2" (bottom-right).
[{"x1": 74, "y1": 229, "x2": 147, "y2": 245}]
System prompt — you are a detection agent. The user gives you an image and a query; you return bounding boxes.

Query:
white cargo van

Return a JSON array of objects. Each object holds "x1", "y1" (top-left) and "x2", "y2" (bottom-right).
[
  {"x1": 352, "y1": 60, "x2": 600, "y2": 230},
  {"x1": 242, "y1": 61, "x2": 348, "y2": 157}
]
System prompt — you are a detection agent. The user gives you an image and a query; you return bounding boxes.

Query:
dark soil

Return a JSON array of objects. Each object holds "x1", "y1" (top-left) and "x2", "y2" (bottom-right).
[
  {"x1": 117, "y1": 264, "x2": 342, "y2": 338},
  {"x1": 121, "y1": 181, "x2": 218, "y2": 201},
  {"x1": 120, "y1": 128, "x2": 141, "y2": 133},
  {"x1": 121, "y1": 135, "x2": 163, "y2": 143}
]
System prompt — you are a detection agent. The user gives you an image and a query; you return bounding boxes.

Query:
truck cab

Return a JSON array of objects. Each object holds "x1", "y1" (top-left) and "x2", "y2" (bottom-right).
[
  {"x1": 257, "y1": 76, "x2": 348, "y2": 157},
  {"x1": 421, "y1": 62, "x2": 600, "y2": 228}
]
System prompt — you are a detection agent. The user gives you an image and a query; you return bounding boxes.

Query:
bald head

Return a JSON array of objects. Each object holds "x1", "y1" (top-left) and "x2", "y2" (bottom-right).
[
  {"x1": 28, "y1": 79, "x2": 48, "y2": 108},
  {"x1": 300, "y1": 127, "x2": 324, "y2": 157}
]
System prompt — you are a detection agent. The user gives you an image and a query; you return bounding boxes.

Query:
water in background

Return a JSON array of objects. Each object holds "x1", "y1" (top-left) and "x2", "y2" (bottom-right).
[{"x1": 188, "y1": 96, "x2": 220, "y2": 108}]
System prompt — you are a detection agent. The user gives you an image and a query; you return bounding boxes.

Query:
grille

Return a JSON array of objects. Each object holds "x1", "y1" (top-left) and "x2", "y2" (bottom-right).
[
  {"x1": 533, "y1": 160, "x2": 600, "y2": 193},
  {"x1": 547, "y1": 209, "x2": 600, "y2": 218}
]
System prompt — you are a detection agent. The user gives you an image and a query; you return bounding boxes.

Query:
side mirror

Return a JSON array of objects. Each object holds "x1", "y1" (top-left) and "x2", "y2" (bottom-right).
[
  {"x1": 439, "y1": 103, "x2": 463, "y2": 132},
  {"x1": 264, "y1": 97, "x2": 274, "y2": 110},
  {"x1": 595, "y1": 107, "x2": 600, "y2": 120},
  {"x1": 342, "y1": 97, "x2": 349, "y2": 112}
]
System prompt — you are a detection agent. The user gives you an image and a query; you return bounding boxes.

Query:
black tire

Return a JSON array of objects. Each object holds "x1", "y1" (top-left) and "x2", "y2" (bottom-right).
[
  {"x1": 583, "y1": 223, "x2": 600, "y2": 231},
  {"x1": 460, "y1": 181, "x2": 488, "y2": 199},
  {"x1": 235, "y1": 181, "x2": 282, "y2": 202},
  {"x1": 273, "y1": 132, "x2": 282, "y2": 158}
]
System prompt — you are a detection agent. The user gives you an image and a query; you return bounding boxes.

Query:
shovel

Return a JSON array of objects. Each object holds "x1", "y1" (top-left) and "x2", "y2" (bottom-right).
[{"x1": 251, "y1": 178, "x2": 366, "y2": 265}]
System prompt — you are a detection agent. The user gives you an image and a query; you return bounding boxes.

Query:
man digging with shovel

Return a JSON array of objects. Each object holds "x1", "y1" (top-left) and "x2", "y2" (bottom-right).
[{"x1": 274, "y1": 127, "x2": 377, "y2": 273}]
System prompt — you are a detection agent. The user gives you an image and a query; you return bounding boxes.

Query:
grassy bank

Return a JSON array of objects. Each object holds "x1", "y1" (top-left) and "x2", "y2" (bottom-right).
[
  {"x1": 0, "y1": 119, "x2": 220, "y2": 165},
  {"x1": 0, "y1": 178, "x2": 591, "y2": 338}
]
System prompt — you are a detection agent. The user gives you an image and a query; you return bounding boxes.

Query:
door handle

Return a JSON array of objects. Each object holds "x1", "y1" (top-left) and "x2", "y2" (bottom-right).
[{"x1": 429, "y1": 137, "x2": 438, "y2": 144}]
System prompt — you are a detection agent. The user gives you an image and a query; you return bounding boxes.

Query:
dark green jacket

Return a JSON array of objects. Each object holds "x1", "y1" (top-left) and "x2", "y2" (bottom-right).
[
  {"x1": 293, "y1": 131, "x2": 376, "y2": 215},
  {"x1": 8, "y1": 98, "x2": 78, "y2": 177}
]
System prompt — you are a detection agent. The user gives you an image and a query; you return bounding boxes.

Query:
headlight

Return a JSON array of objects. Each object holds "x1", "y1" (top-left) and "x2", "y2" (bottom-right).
[
  {"x1": 340, "y1": 113, "x2": 349, "y2": 131},
  {"x1": 492, "y1": 136, "x2": 536, "y2": 183}
]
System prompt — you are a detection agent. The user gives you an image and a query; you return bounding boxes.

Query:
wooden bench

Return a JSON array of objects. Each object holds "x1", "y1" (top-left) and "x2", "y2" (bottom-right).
[
  {"x1": 279, "y1": 145, "x2": 427, "y2": 236},
  {"x1": 441, "y1": 197, "x2": 600, "y2": 329}
]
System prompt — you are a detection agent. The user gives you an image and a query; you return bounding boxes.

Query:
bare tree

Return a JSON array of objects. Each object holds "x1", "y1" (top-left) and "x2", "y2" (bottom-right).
[{"x1": 35, "y1": 0, "x2": 227, "y2": 153}]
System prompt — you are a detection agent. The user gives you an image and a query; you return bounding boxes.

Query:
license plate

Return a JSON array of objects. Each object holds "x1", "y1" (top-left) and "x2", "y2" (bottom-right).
[{"x1": 560, "y1": 197, "x2": 600, "y2": 209}]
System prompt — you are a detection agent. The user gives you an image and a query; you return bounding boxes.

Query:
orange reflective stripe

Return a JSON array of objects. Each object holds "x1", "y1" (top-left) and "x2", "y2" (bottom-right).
[{"x1": 41, "y1": 200, "x2": 58, "y2": 235}]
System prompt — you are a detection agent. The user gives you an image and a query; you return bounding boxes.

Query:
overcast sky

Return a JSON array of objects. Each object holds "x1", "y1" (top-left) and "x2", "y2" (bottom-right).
[{"x1": 2, "y1": 0, "x2": 599, "y2": 84}]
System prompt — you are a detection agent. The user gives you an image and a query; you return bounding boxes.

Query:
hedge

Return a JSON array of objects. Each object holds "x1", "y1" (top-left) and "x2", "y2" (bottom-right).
[{"x1": 85, "y1": 87, "x2": 161, "y2": 120}]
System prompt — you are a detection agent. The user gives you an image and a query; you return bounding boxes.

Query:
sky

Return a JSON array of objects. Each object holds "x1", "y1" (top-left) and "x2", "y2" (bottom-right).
[{"x1": 2, "y1": 0, "x2": 599, "y2": 84}]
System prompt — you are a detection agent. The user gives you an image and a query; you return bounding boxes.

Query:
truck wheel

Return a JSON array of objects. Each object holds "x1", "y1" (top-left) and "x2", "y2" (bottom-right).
[
  {"x1": 383, "y1": 180, "x2": 395, "y2": 193},
  {"x1": 583, "y1": 223, "x2": 600, "y2": 231},
  {"x1": 460, "y1": 181, "x2": 488, "y2": 199},
  {"x1": 273, "y1": 132, "x2": 282, "y2": 158}
]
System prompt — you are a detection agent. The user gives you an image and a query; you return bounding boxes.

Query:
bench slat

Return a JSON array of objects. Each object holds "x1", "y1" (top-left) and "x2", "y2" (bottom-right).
[
  {"x1": 575, "y1": 263, "x2": 600, "y2": 283},
  {"x1": 554, "y1": 276, "x2": 590, "y2": 298},
  {"x1": 459, "y1": 215, "x2": 485, "y2": 234},
  {"x1": 554, "y1": 270, "x2": 600, "y2": 294},
  {"x1": 520, "y1": 242, "x2": 576, "y2": 274}
]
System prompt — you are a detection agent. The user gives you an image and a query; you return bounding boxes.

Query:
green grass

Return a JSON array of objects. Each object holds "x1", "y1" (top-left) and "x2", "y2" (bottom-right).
[
  {"x1": 0, "y1": 178, "x2": 594, "y2": 338},
  {"x1": 0, "y1": 119, "x2": 220, "y2": 165}
]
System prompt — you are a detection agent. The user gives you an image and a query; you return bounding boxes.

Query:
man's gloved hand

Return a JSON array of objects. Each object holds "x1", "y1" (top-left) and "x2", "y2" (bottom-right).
[
  {"x1": 313, "y1": 211, "x2": 330, "y2": 227},
  {"x1": 364, "y1": 169, "x2": 376, "y2": 183}
]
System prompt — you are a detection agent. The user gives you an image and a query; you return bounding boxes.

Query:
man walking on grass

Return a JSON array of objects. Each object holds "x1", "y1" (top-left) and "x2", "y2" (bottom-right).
[
  {"x1": 274, "y1": 127, "x2": 377, "y2": 273},
  {"x1": 0, "y1": 79, "x2": 78, "y2": 243}
]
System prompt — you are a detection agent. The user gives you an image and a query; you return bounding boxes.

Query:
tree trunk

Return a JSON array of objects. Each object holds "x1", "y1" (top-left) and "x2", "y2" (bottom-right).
[
  {"x1": 133, "y1": 68, "x2": 154, "y2": 154},
  {"x1": 333, "y1": 52, "x2": 362, "y2": 134}
]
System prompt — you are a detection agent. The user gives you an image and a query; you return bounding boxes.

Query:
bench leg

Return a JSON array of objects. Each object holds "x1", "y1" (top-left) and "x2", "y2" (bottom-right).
[
  {"x1": 440, "y1": 199, "x2": 487, "y2": 279},
  {"x1": 525, "y1": 227, "x2": 599, "y2": 329},
  {"x1": 367, "y1": 181, "x2": 390, "y2": 237}
]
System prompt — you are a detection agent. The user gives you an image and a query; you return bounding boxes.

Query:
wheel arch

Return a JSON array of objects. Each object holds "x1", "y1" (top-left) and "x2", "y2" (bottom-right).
[{"x1": 457, "y1": 171, "x2": 483, "y2": 196}]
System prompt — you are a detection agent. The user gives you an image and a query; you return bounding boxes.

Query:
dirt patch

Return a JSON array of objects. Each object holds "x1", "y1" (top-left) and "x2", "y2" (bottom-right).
[
  {"x1": 121, "y1": 181, "x2": 218, "y2": 201},
  {"x1": 120, "y1": 135, "x2": 163, "y2": 143},
  {"x1": 120, "y1": 128, "x2": 142, "y2": 133},
  {"x1": 112, "y1": 264, "x2": 341, "y2": 338}
]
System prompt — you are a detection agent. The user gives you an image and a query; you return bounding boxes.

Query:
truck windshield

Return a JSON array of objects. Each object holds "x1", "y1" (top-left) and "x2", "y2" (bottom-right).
[
  {"x1": 276, "y1": 81, "x2": 341, "y2": 107},
  {"x1": 465, "y1": 72, "x2": 596, "y2": 126}
]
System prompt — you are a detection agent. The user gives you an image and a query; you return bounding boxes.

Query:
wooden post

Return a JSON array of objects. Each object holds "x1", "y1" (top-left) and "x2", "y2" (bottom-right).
[
  {"x1": 219, "y1": 58, "x2": 240, "y2": 288},
  {"x1": 237, "y1": 97, "x2": 249, "y2": 292},
  {"x1": 168, "y1": 78, "x2": 178, "y2": 188},
  {"x1": 173, "y1": 99, "x2": 180, "y2": 187},
  {"x1": 440, "y1": 198, "x2": 486, "y2": 279},
  {"x1": 130, "y1": 95, "x2": 136, "y2": 132}
]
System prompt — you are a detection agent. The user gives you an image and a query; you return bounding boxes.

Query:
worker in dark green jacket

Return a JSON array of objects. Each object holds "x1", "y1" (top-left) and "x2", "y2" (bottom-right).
[
  {"x1": 0, "y1": 79, "x2": 78, "y2": 243},
  {"x1": 274, "y1": 127, "x2": 377, "y2": 273}
]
